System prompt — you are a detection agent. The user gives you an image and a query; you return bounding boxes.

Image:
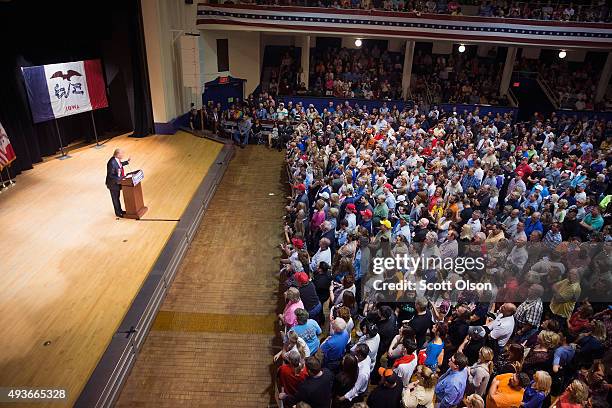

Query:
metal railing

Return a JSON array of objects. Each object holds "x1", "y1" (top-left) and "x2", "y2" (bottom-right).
[{"x1": 537, "y1": 73, "x2": 561, "y2": 109}]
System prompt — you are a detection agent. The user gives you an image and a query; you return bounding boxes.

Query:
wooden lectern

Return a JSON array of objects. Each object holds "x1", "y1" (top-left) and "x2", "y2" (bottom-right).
[{"x1": 120, "y1": 170, "x2": 148, "y2": 219}]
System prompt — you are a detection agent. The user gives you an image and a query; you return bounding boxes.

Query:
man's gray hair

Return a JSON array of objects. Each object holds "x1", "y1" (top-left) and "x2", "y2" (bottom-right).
[
  {"x1": 332, "y1": 317, "x2": 347, "y2": 333},
  {"x1": 286, "y1": 349, "x2": 302, "y2": 366}
]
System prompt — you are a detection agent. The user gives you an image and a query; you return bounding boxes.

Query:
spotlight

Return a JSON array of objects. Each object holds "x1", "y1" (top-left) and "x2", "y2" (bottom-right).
[
  {"x1": 354, "y1": 39, "x2": 362, "y2": 47},
  {"x1": 458, "y1": 44, "x2": 466, "y2": 53},
  {"x1": 558, "y1": 50, "x2": 567, "y2": 59}
]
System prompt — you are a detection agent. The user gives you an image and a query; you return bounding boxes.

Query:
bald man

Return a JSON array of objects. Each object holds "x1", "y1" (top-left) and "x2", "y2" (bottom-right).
[
  {"x1": 105, "y1": 148, "x2": 130, "y2": 217},
  {"x1": 485, "y1": 303, "x2": 516, "y2": 354}
]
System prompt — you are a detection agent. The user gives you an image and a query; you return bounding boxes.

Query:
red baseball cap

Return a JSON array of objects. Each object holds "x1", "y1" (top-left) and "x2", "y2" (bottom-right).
[
  {"x1": 294, "y1": 183, "x2": 306, "y2": 191},
  {"x1": 346, "y1": 203, "x2": 356, "y2": 212},
  {"x1": 295, "y1": 272, "x2": 309, "y2": 285},
  {"x1": 291, "y1": 238, "x2": 304, "y2": 249},
  {"x1": 360, "y1": 209, "x2": 373, "y2": 218},
  {"x1": 384, "y1": 183, "x2": 393, "y2": 190}
]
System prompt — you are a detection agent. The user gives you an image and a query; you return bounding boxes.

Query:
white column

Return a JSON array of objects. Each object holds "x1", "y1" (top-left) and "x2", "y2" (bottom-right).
[
  {"x1": 595, "y1": 51, "x2": 612, "y2": 103},
  {"x1": 500, "y1": 46, "x2": 517, "y2": 98},
  {"x1": 402, "y1": 40, "x2": 415, "y2": 100},
  {"x1": 299, "y1": 35, "x2": 310, "y2": 88}
]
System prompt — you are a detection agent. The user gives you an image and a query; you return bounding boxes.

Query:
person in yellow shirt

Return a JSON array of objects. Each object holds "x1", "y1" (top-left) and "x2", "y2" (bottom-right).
[
  {"x1": 486, "y1": 372, "x2": 530, "y2": 408},
  {"x1": 550, "y1": 269, "x2": 581, "y2": 320}
]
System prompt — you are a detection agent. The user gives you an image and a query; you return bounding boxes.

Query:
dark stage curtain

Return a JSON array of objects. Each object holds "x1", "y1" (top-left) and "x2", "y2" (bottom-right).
[
  {"x1": 129, "y1": 0, "x2": 155, "y2": 138},
  {"x1": 0, "y1": 0, "x2": 154, "y2": 175}
]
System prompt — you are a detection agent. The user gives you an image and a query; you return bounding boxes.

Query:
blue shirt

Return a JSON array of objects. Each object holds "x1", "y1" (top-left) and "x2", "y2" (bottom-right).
[
  {"x1": 434, "y1": 368, "x2": 468, "y2": 408},
  {"x1": 553, "y1": 345, "x2": 575, "y2": 367},
  {"x1": 424, "y1": 341, "x2": 444, "y2": 369},
  {"x1": 522, "y1": 384, "x2": 546, "y2": 408},
  {"x1": 525, "y1": 218, "x2": 543, "y2": 238},
  {"x1": 293, "y1": 319, "x2": 322, "y2": 354},
  {"x1": 321, "y1": 331, "x2": 349, "y2": 366},
  {"x1": 461, "y1": 175, "x2": 480, "y2": 191}
]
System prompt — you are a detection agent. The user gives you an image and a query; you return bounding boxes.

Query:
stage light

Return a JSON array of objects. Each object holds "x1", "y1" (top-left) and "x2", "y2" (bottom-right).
[
  {"x1": 558, "y1": 50, "x2": 567, "y2": 59},
  {"x1": 354, "y1": 39, "x2": 362, "y2": 47},
  {"x1": 458, "y1": 44, "x2": 466, "y2": 53}
]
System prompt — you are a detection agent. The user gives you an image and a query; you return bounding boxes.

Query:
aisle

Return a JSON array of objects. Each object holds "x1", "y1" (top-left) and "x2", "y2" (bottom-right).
[{"x1": 116, "y1": 146, "x2": 286, "y2": 407}]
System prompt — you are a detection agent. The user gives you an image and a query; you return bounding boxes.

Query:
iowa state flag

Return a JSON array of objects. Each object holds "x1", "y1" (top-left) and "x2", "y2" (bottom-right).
[
  {"x1": 21, "y1": 59, "x2": 108, "y2": 124},
  {"x1": 0, "y1": 122, "x2": 16, "y2": 170}
]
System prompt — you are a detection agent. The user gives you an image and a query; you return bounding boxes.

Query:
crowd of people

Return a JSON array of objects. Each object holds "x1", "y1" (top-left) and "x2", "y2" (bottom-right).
[
  {"x1": 476, "y1": 1, "x2": 609, "y2": 21},
  {"x1": 245, "y1": 91, "x2": 612, "y2": 408},
  {"x1": 216, "y1": 0, "x2": 612, "y2": 22},
  {"x1": 260, "y1": 44, "x2": 611, "y2": 112},
  {"x1": 411, "y1": 51, "x2": 508, "y2": 106},
  {"x1": 513, "y1": 56, "x2": 611, "y2": 112},
  {"x1": 308, "y1": 46, "x2": 404, "y2": 100},
  {"x1": 265, "y1": 45, "x2": 404, "y2": 101}
]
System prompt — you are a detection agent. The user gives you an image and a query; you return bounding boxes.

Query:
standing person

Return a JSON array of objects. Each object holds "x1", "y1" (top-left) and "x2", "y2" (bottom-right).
[
  {"x1": 553, "y1": 380, "x2": 590, "y2": 408},
  {"x1": 336, "y1": 343, "x2": 371, "y2": 405},
  {"x1": 485, "y1": 303, "x2": 516, "y2": 356},
  {"x1": 366, "y1": 368, "x2": 403, "y2": 408},
  {"x1": 332, "y1": 354, "x2": 359, "y2": 408},
  {"x1": 434, "y1": 352, "x2": 469, "y2": 408},
  {"x1": 105, "y1": 148, "x2": 130, "y2": 218},
  {"x1": 486, "y1": 371, "x2": 530, "y2": 408},
  {"x1": 320, "y1": 318, "x2": 350, "y2": 372},
  {"x1": 466, "y1": 347, "x2": 494, "y2": 398},
  {"x1": 521, "y1": 371, "x2": 552, "y2": 408},
  {"x1": 281, "y1": 355, "x2": 334, "y2": 408},
  {"x1": 409, "y1": 296, "x2": 434, "y2": 349},
  {"x1": 277, "y1": 349, "x2": 308, "y2": 403},
  {"x1": 292, "y1": 308, "x2": 322, "y2": 355},
  {"x1": 402, "y1": 366, "x2": 438, "y2": 408},
  {"x1": 294, "y1": 272, "x2": 323, "y2": 320},
  {"x1": 423, "y1": 322, "x2": 447, "y2": 370}
]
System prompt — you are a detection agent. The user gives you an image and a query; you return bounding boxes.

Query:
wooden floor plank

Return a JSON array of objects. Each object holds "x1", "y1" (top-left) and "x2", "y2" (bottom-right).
[
  {"x1": 116, "y1": 146, "x2": 285, "y2": 408},
  {"x1": 0, "y1": 132, "x2": 223, "y2": 407}
]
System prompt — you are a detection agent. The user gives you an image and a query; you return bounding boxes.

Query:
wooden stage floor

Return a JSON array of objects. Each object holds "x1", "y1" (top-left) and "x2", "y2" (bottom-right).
[
  {"x1": 115, "y1": 146, "x2": 286, "y2": 408},
  {"x1": 0, "y1": 131, "x2": 223, "y2": 407}
]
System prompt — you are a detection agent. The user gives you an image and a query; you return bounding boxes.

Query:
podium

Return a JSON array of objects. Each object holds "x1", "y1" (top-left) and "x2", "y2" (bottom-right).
[{"x1": 120, "y1": 170, "x2": 148, "y2": 219}]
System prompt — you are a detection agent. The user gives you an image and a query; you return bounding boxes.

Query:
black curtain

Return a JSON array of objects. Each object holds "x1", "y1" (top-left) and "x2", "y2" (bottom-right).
[
  {"x1": 129, "y1": 0, "x2": 155, "y2": 138},
  {"x1": 0, "y1": 0, "x2": 154, "y2": 174}
]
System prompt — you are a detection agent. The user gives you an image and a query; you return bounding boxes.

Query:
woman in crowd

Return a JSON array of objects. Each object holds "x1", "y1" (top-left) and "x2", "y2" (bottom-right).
[
  {"x1": 422, "y1": 321, "x2": 446, "y2": 371},
  {"x1": 280, "y1": 287, "x2": 304, "y2": 328},
  {"x1": 467, "y1": 347, "x2": 494, "y2": 398},
  {"x1": 401, "y1": 366, "x2": 438, "y2": 408},
  {"x1": 521, "y1": 370, "x2": 552, "y2": 408}
]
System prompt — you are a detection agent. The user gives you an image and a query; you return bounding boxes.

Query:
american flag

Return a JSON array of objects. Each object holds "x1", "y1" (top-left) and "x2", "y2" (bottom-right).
[{"x1": 0, "y1": 122, "x2": 16, "y2": 171}]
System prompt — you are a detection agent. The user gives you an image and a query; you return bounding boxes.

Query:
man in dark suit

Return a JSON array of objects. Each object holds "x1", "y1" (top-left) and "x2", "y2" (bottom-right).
[{"x1": 106, "y1": 148, "x2": 130, "y2": 217}]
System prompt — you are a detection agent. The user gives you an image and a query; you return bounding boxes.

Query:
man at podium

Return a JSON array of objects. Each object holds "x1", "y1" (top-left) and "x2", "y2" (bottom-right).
[{"x1": 105, "y1": 148, "x2": 131, "y2": 217}]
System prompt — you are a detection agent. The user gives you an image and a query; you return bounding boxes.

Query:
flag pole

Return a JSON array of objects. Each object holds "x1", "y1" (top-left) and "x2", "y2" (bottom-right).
[
  {"x1": 5, "y1": 165, "x2": 15, "y2": 187},
  {"x1": 54, "y1": 119, "x2": 71, "y2": 160},
  {"x1": 0, "y1": 167, "x2": 5, "y2": 193},
  {"x1": 90, "y1": 110, "x2": 104, "y2": 149}
]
